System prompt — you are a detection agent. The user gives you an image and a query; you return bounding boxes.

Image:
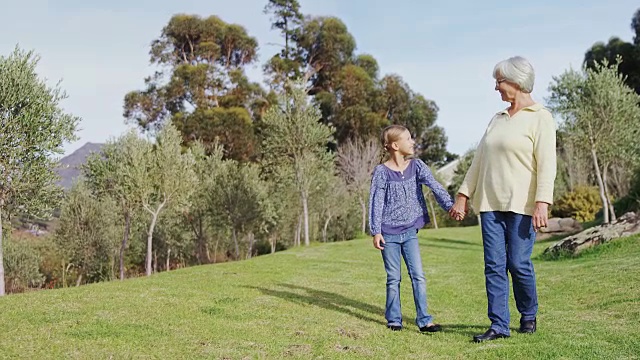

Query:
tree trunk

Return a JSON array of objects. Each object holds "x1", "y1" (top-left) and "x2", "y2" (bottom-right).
[
  {"x1": 75, "y1": 274, "x2": 82, "y2": 287},
  {"x1": 270, "y1": 235, "x2": 276, "y2": 254},
  {"x1": 166, "y1": 248, "x2": 171, "y2": 271},
  {"x1": 232, "y1": 228, "x2": 240, "y2": 260},
  {"x1": 119, "y1": 210, "x2": 131, "y2": 281},
  {"x1": 146, "y1": 211, "x2": 160, "y2": 276},
  {"x1": 0, "y1": 203, "x2": 6, "y2": 296},
  {"x1": 322, "y1": 214, "x2": 332, "y2": 242},
  {"x1": 358, "y1": 196, "x2": 366, "y2": 235},
  {"x1": 426, "y1": 196, "x2": 438, "y2": 229},
  {"x1": 603, "y1": 163, "x2": 617, "y2": 222},
  {"x1": 246, "y1": 232, "x2": 254, "y2": 259},
  {"x1": 590, "y1": 147, "x2": 609, "y2": 224},
  {"x1": 295, "y1": 214, "x2": 301, "y2": 247},
  {"x1": 153, "y1": 250, "x2": 158, "y2": 274},
  {"x1": 213, "y1": 238, "x2": 219, "y2": 264},
  {"x1": 302, "y1": 192, "x2": 310, "y2": 246}
]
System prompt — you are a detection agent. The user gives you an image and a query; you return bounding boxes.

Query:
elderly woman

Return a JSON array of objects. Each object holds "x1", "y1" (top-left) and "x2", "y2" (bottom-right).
[{"x1": 451, "y1": 56, "x2": 556, "y2": 342}]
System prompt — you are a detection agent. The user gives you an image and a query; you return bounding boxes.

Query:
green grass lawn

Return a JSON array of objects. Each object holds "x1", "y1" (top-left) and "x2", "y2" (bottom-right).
[{"x1": 1, "y1": 226, "x2": 639, "y2": 359}]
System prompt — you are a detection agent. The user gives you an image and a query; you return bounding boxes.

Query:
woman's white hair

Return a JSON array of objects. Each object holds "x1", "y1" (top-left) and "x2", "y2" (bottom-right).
[{"x1": 493, "y1": 56, "x2": 535, "y2": 93}]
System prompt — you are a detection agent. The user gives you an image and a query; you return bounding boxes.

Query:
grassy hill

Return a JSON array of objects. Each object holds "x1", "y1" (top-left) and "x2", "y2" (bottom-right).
[{"x1": 0, "y1": 226, "x2": 638, "y2": 359}]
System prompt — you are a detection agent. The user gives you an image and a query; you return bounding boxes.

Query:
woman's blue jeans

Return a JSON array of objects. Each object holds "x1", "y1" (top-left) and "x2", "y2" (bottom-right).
[
  {"x1": 480, "y1": 211, "x2": 538, "y2": 336},
  {"x1": 380, "y1": 229, "x2": 432, "y2": 328}
]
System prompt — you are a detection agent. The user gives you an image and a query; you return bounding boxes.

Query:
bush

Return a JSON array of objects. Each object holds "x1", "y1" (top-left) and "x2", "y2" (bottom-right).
[
  {"x1": 4, "y1": 235, "x2": 45, "y2": 293},
  {"x1": 551, "y1": 186, "x2": 602, "y2": 222}
]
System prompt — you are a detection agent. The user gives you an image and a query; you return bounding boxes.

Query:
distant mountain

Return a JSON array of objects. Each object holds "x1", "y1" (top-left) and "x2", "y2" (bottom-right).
[{"x1": 56, "y1": 142, "x2": 105, "y2": 190}]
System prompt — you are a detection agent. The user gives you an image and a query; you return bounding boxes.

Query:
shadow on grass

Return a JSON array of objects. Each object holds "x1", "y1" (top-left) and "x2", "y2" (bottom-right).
[
  {"x1": 246, "y1": 283, "x2": 389, "y2": 326},
  {"x1": 441, "y1": 324, "x2": 488, "y2": 337},
  {"x1": 420, "y1": 238, "x2": 481, "y2": 251}
]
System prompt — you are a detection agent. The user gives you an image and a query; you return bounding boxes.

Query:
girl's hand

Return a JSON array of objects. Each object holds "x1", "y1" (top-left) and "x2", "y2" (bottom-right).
[
  {"x1": 532, "y1": 202, "x2": 549, "y2": 232},
  {"x1": 450, "y1": 194, "x2": 468, "y2": 221},
  {"x1": 373, "y1": 234, "x2": 385, "y2": 250}
]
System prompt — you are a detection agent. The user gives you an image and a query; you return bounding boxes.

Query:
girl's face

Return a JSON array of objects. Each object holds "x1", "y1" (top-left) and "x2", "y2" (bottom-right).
[{"x1": 392, "y1": 130, "x2": 416, "y2": 156}]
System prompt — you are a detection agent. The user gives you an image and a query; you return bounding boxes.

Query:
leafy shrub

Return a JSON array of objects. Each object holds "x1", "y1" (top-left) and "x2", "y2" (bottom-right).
[
  {"x1": 4, "y1": 235, "x2": 45, "y2": 293},
  {"x1": 551, "y1": 186, "x2": 602, "y2": 222}
]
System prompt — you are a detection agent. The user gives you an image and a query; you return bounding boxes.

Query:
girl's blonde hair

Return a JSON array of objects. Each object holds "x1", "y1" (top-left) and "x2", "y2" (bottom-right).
[{"x1": 381, "y1": 124, "x2": 408, "y2": 152}]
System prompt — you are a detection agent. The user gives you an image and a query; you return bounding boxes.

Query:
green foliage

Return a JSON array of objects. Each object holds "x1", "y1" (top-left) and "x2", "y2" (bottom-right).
[
  {"x1": 548, "y1": 58, "x2": 640, "y2": 223},
  {"x1": 584, "y1": 8, "x2": 640, "y2": 94},
  {"x1": 3, "y1": 235, "x2": 44, "y2": 293},
  {"x1": 124, "y1": 14, "x2": 264, "y2": 161},
  {"x1": 0, "y1": 46, "x2": 79, "y2": 218},
  {"x1": 54, "y1": 181, "x2": 120, "y2": 284},
  {"x1": 551, "y1": 186, "x2": 602, "y2": 222},
  {"x1": 0, "y1": 46, "x2": 79, "y2": 295}
]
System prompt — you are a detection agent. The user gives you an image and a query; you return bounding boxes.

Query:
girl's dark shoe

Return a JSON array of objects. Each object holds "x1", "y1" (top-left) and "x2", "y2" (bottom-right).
[
  {"x1": 473, "y1": 329, "x2": 510, "y2": 342},
  {"x1": 419, "y1": 324, "x2": 442, "y2": 333},
  {"x1": 387, "y1": 325, "x2": 402, "y2": 331}
]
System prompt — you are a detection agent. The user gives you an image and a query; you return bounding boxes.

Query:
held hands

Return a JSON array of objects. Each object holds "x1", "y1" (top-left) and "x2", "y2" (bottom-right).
[
  {"x1": 449, "y1": 194, "x2": 468, "y2": 221},
  {"x1": 532, "y1": 202, "x2": 549, "y2": 232},
  {"x1": 373, "y1": 234, "x2": 385, "y2": 250}
]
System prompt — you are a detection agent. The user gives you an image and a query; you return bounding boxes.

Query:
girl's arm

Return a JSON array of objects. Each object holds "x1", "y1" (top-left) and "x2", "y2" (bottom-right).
[
  {"x1": 416, "y1": 159, "x2": 454, "y2": 211},
  {"x1": 368, "y1": 166, "x2": 387, "y2": 236}
]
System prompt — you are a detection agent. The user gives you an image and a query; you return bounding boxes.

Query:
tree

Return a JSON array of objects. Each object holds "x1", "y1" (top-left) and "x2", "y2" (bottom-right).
[
  {"x1": 124, "y1": 14, "x2": 265, "y2": 161},
  {"x1": 184, "y1": 141, "x2": 225, "y2": 264},
  {"x1": 297, "y1": 16, "x2": 356, "y2": 94},
  {"x1": 261, "y1": 80, "x2": 335, "y2": 246},
  {"x1": 54, "y1": 181, "x2": 120, "y2": 285},
  {"x1": 548, "y1": 59, "x2": 640, "y2": 223},
  {"x1": 336, "y1": 137, "x2": 381, "y2": 234},
  {"x1": 378, "y1": 74, "x2": 453, "y2": 166},
  {"x1": 263, "y1": 0, "x2": 304, "y2": 89},
  {"x1": 0, "y1": 47, "x2": 79, "y2": 295},
  {"x1": 83, "y1": 130, "x2": 149, "y2": 280},
  {"x1": 584, "y1": 8, "x2": 640, "y2": 94},
  {"x1": 138, "y1": 124, "x2": 197, "y2": 276},
  {"x1": 209, "y1": 161, "x2": 270, "y2": 259}
]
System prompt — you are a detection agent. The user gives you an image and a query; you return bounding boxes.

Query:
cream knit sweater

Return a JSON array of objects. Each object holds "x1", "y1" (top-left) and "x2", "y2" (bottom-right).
[{"x1": 458, "y1": 103, "x2": 557, "y2": 216}]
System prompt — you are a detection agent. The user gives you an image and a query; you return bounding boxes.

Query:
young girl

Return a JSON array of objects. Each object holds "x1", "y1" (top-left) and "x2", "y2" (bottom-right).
[{"x1": 368, "y1": 124, "x2": 457, "y2": 332}]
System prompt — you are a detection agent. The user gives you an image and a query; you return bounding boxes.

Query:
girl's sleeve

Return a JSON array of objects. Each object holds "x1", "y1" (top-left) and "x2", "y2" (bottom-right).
[
  {"x1": 368, "y1": 166, "x2": 387, "y2": 235},
  {"x1": 416, "y1": 159, "x2": 454, "y2": 211}
]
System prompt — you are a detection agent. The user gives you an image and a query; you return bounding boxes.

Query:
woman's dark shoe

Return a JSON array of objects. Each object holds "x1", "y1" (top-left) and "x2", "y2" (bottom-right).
[
  {"x1": 519, "y1": 318, "x2": 536, "y2": 333},
  {"x1": 387, "y1": 325, "x2": 402, "y2": 331},
  {"x1": 419, "y1": 324, "x2": 442, "y2": 333},
  {"x1": 472, "y1": 329, "x2": 509, "y2": 342}
]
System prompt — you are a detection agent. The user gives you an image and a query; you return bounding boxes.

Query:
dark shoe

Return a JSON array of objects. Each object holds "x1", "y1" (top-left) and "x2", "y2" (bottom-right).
[
  {"x1": 419, "y1": 324, "x2": 442, "y2": 333},
  {"x1": 519, "y1": 318, "x2": 536, "y2": 333},
  {"x1": 387, "y1": 325, "x2": 402, "y2": 331},
  {"x1": 473, "y1": 329, "x2": 509, "y2": 342}
]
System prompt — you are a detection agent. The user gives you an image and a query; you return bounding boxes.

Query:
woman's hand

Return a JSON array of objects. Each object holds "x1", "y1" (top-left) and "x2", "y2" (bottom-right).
[
  {"x1": 449, "y1": 194, "x2": 468, "y2": 221},
  {"x1": 373, "y1": 234, "x2": 385, "y2": 250},
  {"x1": 532, "y1": 202, "x2": 549, "y2": 232}
]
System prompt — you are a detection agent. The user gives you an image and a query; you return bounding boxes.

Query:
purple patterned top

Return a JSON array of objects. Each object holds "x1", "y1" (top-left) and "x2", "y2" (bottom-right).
[{"x1": 368, "y1": 158, "x2": 454, "y2": 235}]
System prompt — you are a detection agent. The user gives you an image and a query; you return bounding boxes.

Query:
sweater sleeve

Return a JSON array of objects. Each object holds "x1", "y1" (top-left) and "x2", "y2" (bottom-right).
[
  {"x1": 368, "y1": 166, "x2": 387, "y2": 235},
  {"x1": 533, "y1": 110, "x2": 557, "y2": 204},
  {"x1": 416, "y1": 159, "x2": 454, "y2": 211},
  {"x1": 457, "y1": 140, "x2": 484, "y2": 199}
]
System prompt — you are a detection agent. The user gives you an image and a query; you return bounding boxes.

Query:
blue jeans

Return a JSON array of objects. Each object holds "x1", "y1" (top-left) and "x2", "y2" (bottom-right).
[
  {"x1": 380, "y1": 229, "x2": 432, "y2": 328},
  {"x1": 481, "y1": 211, "x2": 538, "y2": 336}
]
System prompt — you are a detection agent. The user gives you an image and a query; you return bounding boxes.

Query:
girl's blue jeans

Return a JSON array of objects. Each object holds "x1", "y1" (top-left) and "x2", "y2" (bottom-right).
[{"x1": 380, "y1": 229, "x2": 432, "y2": 328}]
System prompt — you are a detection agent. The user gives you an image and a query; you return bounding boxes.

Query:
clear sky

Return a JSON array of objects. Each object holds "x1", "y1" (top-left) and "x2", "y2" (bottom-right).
[{"x1": 1, "y1": 1, "x2": 638, "y2": 157}]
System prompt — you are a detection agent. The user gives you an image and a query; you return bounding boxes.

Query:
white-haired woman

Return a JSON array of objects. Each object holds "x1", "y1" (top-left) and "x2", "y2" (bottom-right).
[{"x1": 450, "y1": 56, "x2": 556, "y2": 342}]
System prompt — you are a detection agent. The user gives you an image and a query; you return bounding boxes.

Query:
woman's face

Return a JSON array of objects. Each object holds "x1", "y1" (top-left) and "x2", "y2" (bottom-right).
[{"x1": 494, "y1": 75, "x2": 520, "y2": 102}]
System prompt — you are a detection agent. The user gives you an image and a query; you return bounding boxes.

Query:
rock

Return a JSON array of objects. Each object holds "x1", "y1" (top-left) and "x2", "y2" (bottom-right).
[
  {"x1": 543, "y1": 212, "x2": 640, "y2": 256},
  {"x1": 537, "y1": 217, "x2": 583, "y2": 241},
  {"x1": 540, "y1": 218, "x2": 562, "y2": 233},
  {"x1": 558, "y1": 218, "x2": 582, "y2": 232}
]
